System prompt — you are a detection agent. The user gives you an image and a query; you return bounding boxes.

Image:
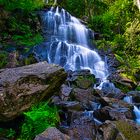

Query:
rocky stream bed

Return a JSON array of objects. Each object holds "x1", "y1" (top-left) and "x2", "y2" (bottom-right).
[{"x1": 0, "y1": 61, "x2": 140, "y2": 140}]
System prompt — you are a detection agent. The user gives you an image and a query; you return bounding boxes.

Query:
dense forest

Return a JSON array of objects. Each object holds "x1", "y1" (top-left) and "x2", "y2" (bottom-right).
[{"x1": 0, "y1": 0, "x2": 140, "y2": 139}]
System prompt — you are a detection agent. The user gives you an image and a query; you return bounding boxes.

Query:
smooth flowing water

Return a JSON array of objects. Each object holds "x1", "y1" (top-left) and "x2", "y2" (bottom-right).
[
  {"x1": 33, "y1": 7, "x2": 108, "y2": 84},
  {"x1": 123, "y1": 96, "x2": 140, "y2": 124}
]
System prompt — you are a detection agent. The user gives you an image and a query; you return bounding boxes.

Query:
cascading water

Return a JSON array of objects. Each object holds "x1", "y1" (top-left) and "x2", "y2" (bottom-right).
[
  {"x1": 33, "y1": 7, "x2": 108, "y2": 86},
  {"x1": 123, "y1": 96, "x2": 140, "y2": 125}
]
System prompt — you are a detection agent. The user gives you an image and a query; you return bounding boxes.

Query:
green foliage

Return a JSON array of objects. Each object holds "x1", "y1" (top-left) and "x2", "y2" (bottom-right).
[
  {"x1": 0, "y1": 0, "x2": 45, "y2": 12},
  {"x1": 91, "y1": 0, "x2": 137, "y2": 39},
  {"x1": 90, "y1": 0, "x2": 140, "y2": 81},
  {"x1": 61, "y1": 0, "x2": 85, "y2": 17},
  {"x1": 123, "y1": 18, "x2": 140, "y2": 55},
  {"x1": 136, "y1": 86, "x2": 140, "y2": 91},
  {"x1": 4, "y1": 15, "x2": 43, "y2": 47},
  {"x1": 0, "y1": 51, "x2": 8, "y2": 69},
  {"x1": 19, "y1": 102, "x2": 59, "y2": 140},
  {"x1": 114, "y1": 54, "x2": 124, "y2": 64},
  {"x1": 12, "y1": 33, "x2": 43, "y2": 47},
  {"x1": 0, "y1": 128, "x2": 16, "y2": 139}
]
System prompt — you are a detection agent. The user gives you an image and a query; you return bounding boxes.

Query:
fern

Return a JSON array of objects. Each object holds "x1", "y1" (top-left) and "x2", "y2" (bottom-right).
[{"x1": 19, "y1": 102, "x2": 60, "y2": 140}]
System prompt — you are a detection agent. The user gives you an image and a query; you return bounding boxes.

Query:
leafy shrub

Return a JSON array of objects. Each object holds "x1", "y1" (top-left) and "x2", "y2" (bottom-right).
[
  {"x1": 19, "y1": 102, "x2": 59, "y2": 140},
  {"x1": 0, "y1": 128, "x2": 16, "y2": 139},
  {"x1": 8, "y1": 16, "x2": 43, "y2": 47},
  {"x1": 12, "y1": 33, "x2": 43, "y2": 47},
  {"x1": 61, "y1": 0, "x2": 85, "y2": 17},
  {"x1": 0, "y1": 0, "x2": 45, "y2": 12}
]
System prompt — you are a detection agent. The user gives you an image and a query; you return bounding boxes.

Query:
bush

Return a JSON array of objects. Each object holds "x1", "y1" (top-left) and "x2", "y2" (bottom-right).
[
  {"x1": 0, "y1": 128, "x2": 16, "y2": 139},
  {"x1": 19, "y1": 102, "x2": 60, "y2": 140},
  {"x1": 0, "y1": 0, "x2": 45, "y2": 12}
]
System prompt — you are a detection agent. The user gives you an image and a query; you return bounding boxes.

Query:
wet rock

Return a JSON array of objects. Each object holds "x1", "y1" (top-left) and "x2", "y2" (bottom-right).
[
  {"x1": 56, "y1": 101, "x2": 83, "y2": 111},
  {"x1": 0, "y1": 62, "x2": 67, "y2": 121},
  {"x1": 93, "y1": 106, "x2": 113, "y2": 122},
  {"x1": 66, "y1": 70, "x2": 94, "y2": 84},
  {"x1": 100, "y1": 121, "x2": 125, "y2": 140},
  {"x1": 50, "y1": 96, "x2": 61, "y2": 104},
  {"x1": 60, "y1": 111, "x2": 97, "y2": 140},
  {"x1": 101, "y1": 82, "x2": 125, "y2": 99},
  {"x1": 34, "y1": 127, "x2": 70, "y2": 140},
  {"x1": 102, "y1": 97, "x2": 133, "y2": 109},
  {"x1": 93, "y1": 104, "x2": 134, "y2": 122},
  {"x1": 127, "y1": 91, "x2": 140, "y2": 103},
  {"x1": 72, "y1": 88, "x2": 97, "y2": 109},
  {"x1": 59, "y1": 84, "x2": 72, "y2": 101}
]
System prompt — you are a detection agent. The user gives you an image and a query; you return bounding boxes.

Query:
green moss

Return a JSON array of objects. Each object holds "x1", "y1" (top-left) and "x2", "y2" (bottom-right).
[
  {"x1": 115, "y1": 120, "x2": 140, "y2": 140},
  {"x1": 72, "y1": 75, "x2": 95, "y2": 89}
]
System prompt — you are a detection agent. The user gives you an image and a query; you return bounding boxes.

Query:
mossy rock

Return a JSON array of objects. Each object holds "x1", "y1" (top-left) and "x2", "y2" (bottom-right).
[
  {"x1": 75, "y1": 75, "x2": 95, "y2": 89},
  {"x1": 115, "y1": 120, "x2": 140, "y2": 140}
]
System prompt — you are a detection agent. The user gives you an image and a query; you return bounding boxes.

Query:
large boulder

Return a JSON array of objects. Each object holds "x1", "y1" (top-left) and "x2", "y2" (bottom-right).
[
  {"x1": 100, "y1": 120, "x2": 140, "y2": 140},
  {"x1": 0, "y1": 62, "x2": 67, "y2": 121}
]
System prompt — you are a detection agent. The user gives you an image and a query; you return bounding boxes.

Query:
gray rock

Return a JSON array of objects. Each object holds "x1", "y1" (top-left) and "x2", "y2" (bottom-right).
[
  {"x1": 0, "y1": 61, "x2": 67, "y2": 121},
  {"x1": 59, "y1": 84, "x2": 72, "y2": 101},
  {"x1": 34, "y1": 127, "x2": 70, "y2": 140}
]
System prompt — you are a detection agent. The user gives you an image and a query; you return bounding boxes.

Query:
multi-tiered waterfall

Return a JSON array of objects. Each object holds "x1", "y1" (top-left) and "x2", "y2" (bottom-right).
[{"x1": 33, "y1": 7, "x2": 108, "y2": 83}]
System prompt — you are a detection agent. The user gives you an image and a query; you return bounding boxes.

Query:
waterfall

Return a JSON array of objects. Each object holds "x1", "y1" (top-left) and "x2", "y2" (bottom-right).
[
  {"x1": 134, "y1": 106, "x2": 140, "y2": 124},
  {"x1": 123, "y1": 96, "x2": 140, "y2": 124},
  {"x1": 33, "y1": 7, "x2": 108, "y2": 84}
]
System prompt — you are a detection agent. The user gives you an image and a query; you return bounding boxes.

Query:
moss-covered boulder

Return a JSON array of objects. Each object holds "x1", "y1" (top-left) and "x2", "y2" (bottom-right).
[
  {"x1": 0, "y1": 61, "x2": 67, "y2": 121},
  {"x1": 100, "y1": 120, "x2": 140, "y2": 140}
]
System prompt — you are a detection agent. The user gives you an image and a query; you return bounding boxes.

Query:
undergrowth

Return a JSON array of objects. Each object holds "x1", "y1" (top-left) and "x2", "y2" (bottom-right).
[{"x1": 18, "y1": 102, "x2": 60, "y2": 140}]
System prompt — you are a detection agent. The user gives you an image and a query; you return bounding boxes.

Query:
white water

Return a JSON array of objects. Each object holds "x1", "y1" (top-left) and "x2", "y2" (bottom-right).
[
  {"x1": 134, "y1": 106, "x2": 140, "y2": 124},
  {"x1": 123, "y1": 96, "x2": 133, "y2": 104},
  {"x1": 33, "y1": 7, "x2": 108, "y2": 86},
  {"x1": 123, "y1": 96, "x2": 140, "y2": 125},
  {"x1": 44, "y1": 0, "x2": 57, "y2": 5}
]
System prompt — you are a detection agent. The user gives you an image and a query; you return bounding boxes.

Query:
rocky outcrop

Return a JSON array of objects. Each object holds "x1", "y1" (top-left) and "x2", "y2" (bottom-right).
[{"x1": 0, "y1": 62, "x2": 67, "y2": 121}]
